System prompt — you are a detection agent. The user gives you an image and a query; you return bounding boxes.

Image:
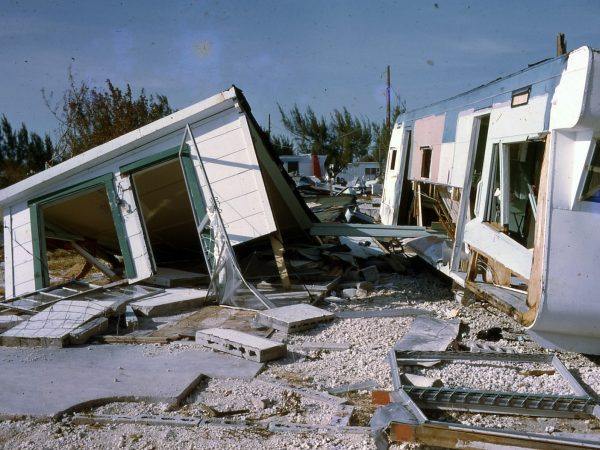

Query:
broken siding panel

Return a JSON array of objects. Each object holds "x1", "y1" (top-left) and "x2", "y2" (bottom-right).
[
  {"x1": 13, "y1": 260, "x2": 36, "y2": 287},
  {"x1": 550, "y1": 130, "x2": 595, "y2": 210},
  {"x1": 449, "y1": 112, "x2": 476, "y2": 187},
  {"x1": 202, "y1": 149, "x2": 256, "y2": 187},
  {"x1": 569, "y1": 134, "x2": 596, "y2": 209},
  {"x1": 193, "y1": 111, "x2": 245, "y2": 150},
  {"x1": 487, "y1": 95, "x2": 548, "y2": 141},
  {"x1": 531, "y1": 208, "x2": 600, "y2": 353},
  {"x1": 437, "y1": 142, "x2": 455, "y2": 185},
  {"x1": 186, "y1": 115, "x2": 276, "y2": 245},
  {"x1": 410, "y1": 114, "x2": 445, "y2": 181},
  {"x1": 238, "y1": 115, "x2": 277, "y2": 232},
  {"x1": 5, "y1": 203, "x2": 36, "y2": 298},
  {"x1": 463, "y1": 221, "x2": 532, "y2": 279},
  {"x1": 8, "y1": 240, "x2": 37, "y2": 268},
  {"x1": 246, "y1": 119, "x2": 314, "y2": 232},
  {"x1": 549, "y1": 46, "x2": 591, "y2": 130},
  {"x1": 12, "y1": 222, "x2": 33, "y2": 245},
  {"x1": 197, "y1": 128, "x2": 248, "y2": 160},
  {"x1": 219, "y1": 191, "x2": 269, "y2": 233},
  {"x1": 3, "y1": 209, "x2": 15, "y2": 298}
]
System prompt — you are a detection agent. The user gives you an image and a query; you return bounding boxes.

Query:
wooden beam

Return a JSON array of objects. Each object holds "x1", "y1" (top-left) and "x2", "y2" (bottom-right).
[
  {"x1": 269, "y1": 232, "x2": 291, "y2": 289},
  {"x1": 70, "y1": 242, "x2": 121, "y2": 282},
  {"x1": 524, "y1": 137, "x2": 551, "y2": 326}
]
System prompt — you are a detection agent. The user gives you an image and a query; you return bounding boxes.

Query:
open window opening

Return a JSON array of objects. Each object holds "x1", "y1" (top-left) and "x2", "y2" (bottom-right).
[
  {"x1": 420, "y1": 146, "x2": 432, "y2": 179},
  {"x1": 469, "y1": 115, "x2": 489, "y2": 219},
  {"x1": 131, "y1": 158, "x2": 206, "y2": 274},
  {"x1": 389, "y1": 149, "x2": 398, "y2": 171},
  {"x1": 286, "y1": 160, "x2": 299, "y2": 176},
  {"x1": 397, "y1": 130, "x2": 413, "y2": 225},
  {"x1": 485, "y1": 140, "x2": 545, "y2": 248},
  {"x1": 581, "y1": 139, "x2": 600, "y2": 203},
  {"x1": 41, "y1": 184, "x2": 125, "y2": 286}
]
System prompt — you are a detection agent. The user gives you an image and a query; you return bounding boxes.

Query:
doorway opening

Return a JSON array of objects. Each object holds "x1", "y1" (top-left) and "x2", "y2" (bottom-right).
[{"x1": 131, "y1": 158, "x2": 205, "y2": 273}]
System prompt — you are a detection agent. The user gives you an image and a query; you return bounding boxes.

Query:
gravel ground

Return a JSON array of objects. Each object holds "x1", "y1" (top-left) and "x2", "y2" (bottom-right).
[{"x1": 1, "y1": 267, "x2": 600, "y2": 449}]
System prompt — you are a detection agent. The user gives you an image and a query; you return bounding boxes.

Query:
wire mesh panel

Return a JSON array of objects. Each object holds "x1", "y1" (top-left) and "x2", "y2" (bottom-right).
[{"x1": 0, "y1": 282, "x2": 164, "y2": 346}]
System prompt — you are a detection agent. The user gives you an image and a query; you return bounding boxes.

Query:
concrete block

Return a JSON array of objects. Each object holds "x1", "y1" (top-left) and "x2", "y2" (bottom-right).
[
  {"x1": 341, "y1": 288, "x2": 357, "y2": 299},
  {"x1": 146, "y1": 268, "x2": 209, "y2": 288},
  {"x1": 131, "y1": 288, "x2": 212, "y2": 317},
  {"x1": 254, "y1": 304, "x2": 335, "y2": 333},
  {"x1": 196, "y1": 328, "x2": 286, "y2": 362},
  {"x1": 69, "y1": 317, "x2": 109, "y2": 345}
]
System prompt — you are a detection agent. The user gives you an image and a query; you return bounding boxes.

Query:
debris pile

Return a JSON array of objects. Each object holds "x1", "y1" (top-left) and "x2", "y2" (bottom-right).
[{"x1": 1, "y1": 240, "x2": 600, "y2": 448}]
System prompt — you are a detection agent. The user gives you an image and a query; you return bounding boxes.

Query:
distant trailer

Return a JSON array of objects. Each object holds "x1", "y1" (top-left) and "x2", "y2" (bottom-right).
[
  {"x1": 0, "y1": 86, "x2": 315, "y2": 298},
  {"x1": 380, "y1": 46, "x2": 600, "y2": 354}
]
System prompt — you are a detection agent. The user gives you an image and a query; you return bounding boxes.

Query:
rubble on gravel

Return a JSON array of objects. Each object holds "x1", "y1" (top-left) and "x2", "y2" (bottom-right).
[{"x1": 1, "y1": 258, "x2": 600, "y2": 449}]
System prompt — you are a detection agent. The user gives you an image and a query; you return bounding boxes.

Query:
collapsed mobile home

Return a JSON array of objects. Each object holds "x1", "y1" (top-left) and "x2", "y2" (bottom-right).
[
  {"x1": 0, "y1": 86, "x2": 315, "y2": 300},
  {"x1": 380, "y1": 46, "x2": 600, "y2": 354}
]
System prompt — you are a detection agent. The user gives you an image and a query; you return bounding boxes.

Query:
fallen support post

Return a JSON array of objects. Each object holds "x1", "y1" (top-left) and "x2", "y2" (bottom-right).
[
  {"x1": 269, "y1": 232, "x2": 291, "y2": 289},
  {"x1": 375, "y1": 386, "x2": 598, "y2": 418},
  {"x1": 371, "y1": 390, "x2": 600, "y2": 450},
  {"x1": 70, "y1": 241, "x2": 121, "y2": 282}
]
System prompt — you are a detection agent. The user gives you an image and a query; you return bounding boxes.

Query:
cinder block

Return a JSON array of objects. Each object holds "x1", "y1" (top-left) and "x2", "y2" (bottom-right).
[
  {"x1": 195, "y1": 328, "x2": 286, "y2": 362},
  {"x1": 254, "y1": 304, "x2": 334, "y2": 333}
]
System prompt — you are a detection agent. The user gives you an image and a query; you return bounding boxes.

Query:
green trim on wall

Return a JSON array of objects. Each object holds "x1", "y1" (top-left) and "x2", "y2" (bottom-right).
[
  {"x1": 28, "y1": 173, "x2": 114, "y2": 206},
  {"x1": 120, "y1": 144, "x2": 207, "y2": 228},
  {"x1": 119, "y1": 145, "x2": 181, "y2": 174},
  {"x1": 30, "y1": 206, "x2": 49, "y2": 289},
  {"x1": 28, "y1": 173, "x2": 136, "y2": 288},
  {"x1": 180, "y1": 155, "x2": 207, "y2": 226},
  {"x1": 104, "y1": 177, "x2": 136, "y2": 278}
]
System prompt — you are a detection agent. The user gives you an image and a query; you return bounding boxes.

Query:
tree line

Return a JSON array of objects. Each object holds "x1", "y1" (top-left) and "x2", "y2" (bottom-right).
[
  {"x1": 0, "y1": 73, "x2": 173, "y2": 189},
  {"x1": 1, "y1": 73, "x2": 402, "y2": 188},
  {"x1": 271, "y1": 103, "x2": 404, "y2": 175}
]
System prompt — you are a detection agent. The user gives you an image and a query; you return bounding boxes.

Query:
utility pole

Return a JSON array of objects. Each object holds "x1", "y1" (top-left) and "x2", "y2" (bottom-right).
[
  {"x1": 386, "y1": 65, "x2": 391, "y2": 131},
  {"x1": 556, "y1": 33, "x2": 567, "y2": 56},
  {"x1": 268, "y1": 114, "x2": 271, "y2": 139}
]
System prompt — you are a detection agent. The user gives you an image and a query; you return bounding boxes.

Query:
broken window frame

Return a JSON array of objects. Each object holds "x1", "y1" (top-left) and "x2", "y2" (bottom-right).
[
  {"x1": 389, "y1": 149, "x2": 397, "y2": 171},
  {"x1": 579, "y1": 139, "x2": 600, "y2": 203},
  {"x1": 286, "y1": 160, "x2": 299, "y2": 175},
  {"x1": 484, "y1": 139, "x2": 544, "y2": 246},
  {"x1": 28, "y1": 173, "x2": 135, "y2": 290},
  {"x1": 511, "y1": 85, "x2": 531, "y2": 108},
  {"x1": 119, "y1": 144, "x2": 208, "y2": 273}
]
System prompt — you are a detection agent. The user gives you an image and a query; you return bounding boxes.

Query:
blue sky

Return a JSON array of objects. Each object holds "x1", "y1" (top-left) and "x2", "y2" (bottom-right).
[{"x1": 1, "y1": 0, "x2": 600, "y2": 140}]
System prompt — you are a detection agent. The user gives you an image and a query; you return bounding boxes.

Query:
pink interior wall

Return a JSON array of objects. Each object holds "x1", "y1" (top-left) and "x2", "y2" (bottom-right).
[{"x1": 410, "y1": 114, "x2": 446, "y2": 181}]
